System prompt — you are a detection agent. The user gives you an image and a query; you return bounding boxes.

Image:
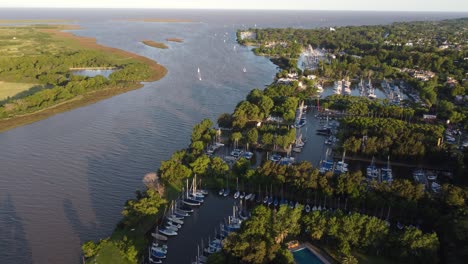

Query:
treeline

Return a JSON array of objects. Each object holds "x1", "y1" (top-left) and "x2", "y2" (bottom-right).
[
  {"x1": 340, "y1": 116, "x2": 444, "y2": 158},
  {"x1": 207, "y1": 205, "x2": 440, "y2": 264},
  {"x1": 214, "y1": 205, "x2": 303, "y2": 264},
  {"x1": 216, "y1": 80, "x2": 318, "y2": 152},
  {"x1": 323, "y1": 95, "x2": 415, "y2": 119},
  {"x1": 303, "y1": 210, "x2": 439, "y2": 263}
]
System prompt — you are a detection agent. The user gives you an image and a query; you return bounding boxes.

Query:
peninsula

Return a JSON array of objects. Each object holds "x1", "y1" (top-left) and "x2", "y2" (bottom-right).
[{"x1": 0, "y1": 24, "x2": 167, "y2": 132}]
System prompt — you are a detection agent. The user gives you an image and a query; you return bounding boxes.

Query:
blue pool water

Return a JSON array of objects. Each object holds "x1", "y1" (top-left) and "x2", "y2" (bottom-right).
[{"x1": 292, "y1": 247, "x2": 324, "y2": 264}]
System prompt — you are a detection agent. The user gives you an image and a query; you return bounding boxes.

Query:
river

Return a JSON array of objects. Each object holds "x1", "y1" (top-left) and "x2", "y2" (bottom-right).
[{"x1": 0, "y1": 9, "x2": 465, "y2": 264}]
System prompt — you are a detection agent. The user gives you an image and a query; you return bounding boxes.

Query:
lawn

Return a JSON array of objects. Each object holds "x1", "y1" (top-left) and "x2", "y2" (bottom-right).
[
  {"x1": 0, "y1": 81, "x2": 36, "y2": 100},
  {"x1": 92, "y1": 243, "x2": 133, "y2": 264}
]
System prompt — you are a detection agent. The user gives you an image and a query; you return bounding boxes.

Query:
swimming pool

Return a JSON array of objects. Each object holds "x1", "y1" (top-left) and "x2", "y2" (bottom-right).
[{"x1": 292, "y1": 247, "x2": 324, "y2": 264}]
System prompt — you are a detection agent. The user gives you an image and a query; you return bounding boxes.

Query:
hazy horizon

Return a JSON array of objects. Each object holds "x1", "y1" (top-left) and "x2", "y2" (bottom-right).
[{"x1": 1, "y1": 0, "x2": 468, "y2": 12}]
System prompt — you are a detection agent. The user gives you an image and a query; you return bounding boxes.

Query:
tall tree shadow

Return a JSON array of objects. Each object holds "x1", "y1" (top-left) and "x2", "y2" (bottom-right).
[
  {"x1": 63, "y1": 198, "x2": 96, "y2": 244},
  {"x1": 0, "y1": 195, "x2": 33, "y2": 264}
]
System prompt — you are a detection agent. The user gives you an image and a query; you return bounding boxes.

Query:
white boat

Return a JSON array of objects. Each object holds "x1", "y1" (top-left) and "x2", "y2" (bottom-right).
[
  {"x1": 335, "y1": 151, "x2": 348, "y2": 174},
  {"x1": 343, "y1": 77, "x2": 351, "y2": 95},
  {"x1": 305, "y1": 204, "x2": 311, "y2": 213},
  {"x1": 150, "y1": 247, "x2": 167, "y2": 259},
  {"x1": 167, "y1": 221, "x2": 182, "y2": 229},
  {"x1": 159, "y1": 228, "x2": 177, "y2": 236},
  {"x1": 239, "y1": 192, "x2": 245, "y2": 199},
  {"x1": 427, "y1": 171, "x2": 437, "y2": 181},
  {"x1": 245, "y1": 193, "x2": 252, "y2": 200},
  {"x1": 151, "y1": 245, "x2": 168, "y2": 254},
  {"x1": 316, "y1": 83, "x2": 324, "y2": 93},
  {"x1": 380, "y1": 156, "x2": 393, "y2": 183},
  {"x1": 243, "y1": 67, "x2": 246, "y2": 73},
  {"x1": 197, "y1": 67, "x2": 202, "y2": 81},
  {"x1": 333, "y1": 80, "x2": 342, "y2": 95},
  {"x1": 367, "y1": 78, "x2": 377, "y2": 99},
  {"x1": 152, "y1": 232, "x2": 168, "y2": 241},
  {"x1": 218, "y1": 189, "x2": 224, "y2": 196},
  {"x1": 165, "y1": 224, "x2": 179, "y2": 232},
  {"x1": 168, "y1": 216, "x2": 184, "y2": 225},
  {"x1": 366, "y1": 156, "x2": 380, "y2": 180},
  {"x1": 292, "y1": 147, "x2": 302, "y2": 153},
  {"x1": 234, "y1": 178, "x2": 240, "y2": 199}
]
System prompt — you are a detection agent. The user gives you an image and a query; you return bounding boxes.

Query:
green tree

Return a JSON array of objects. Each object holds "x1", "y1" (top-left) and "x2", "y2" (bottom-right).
[
  {"x1": 247, "y1": 128, "x2": 259, "y2": 145},
  {"x1": 231, "y1": 132, "x2": 243, "y2": 149}
]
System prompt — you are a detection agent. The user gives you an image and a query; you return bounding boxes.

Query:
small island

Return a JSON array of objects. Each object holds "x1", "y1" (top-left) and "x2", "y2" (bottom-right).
[
  {"x1": 166, "y1": 37, "x2": 184, "y2": 43},
  {"x1": 142, "y1": 40, "x2": 169, "y2": 49}
]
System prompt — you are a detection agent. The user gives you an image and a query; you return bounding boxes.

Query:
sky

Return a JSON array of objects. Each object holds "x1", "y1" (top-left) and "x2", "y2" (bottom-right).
[{"x1": 1, "y1": 0, "x2": 468, "y2": 12}]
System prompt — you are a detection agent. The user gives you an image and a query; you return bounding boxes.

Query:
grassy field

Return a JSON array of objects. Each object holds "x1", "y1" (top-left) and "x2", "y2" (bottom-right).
[
  {"x1": 0, "y1": 25, "x2": 80, "y2": 57},
  {"x1": 93, "y1": 243, "x2": 133, "y2": 264},
  {"x1": 0, "y1": 81, "x2": 36, "y2": 100},
  {"x1": 142, "y1": 40, "x2": 169, "y2": 49}
]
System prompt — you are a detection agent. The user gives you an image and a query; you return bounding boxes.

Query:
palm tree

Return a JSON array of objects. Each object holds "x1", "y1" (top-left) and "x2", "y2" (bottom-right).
[{"x1": 231, "y1": 132, "x2": 242, "y2": 149}]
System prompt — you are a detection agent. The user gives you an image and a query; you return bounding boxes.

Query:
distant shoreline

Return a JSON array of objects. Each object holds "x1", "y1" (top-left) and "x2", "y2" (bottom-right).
[
  {"x1": 115, "y1": 18, "x2": 196, "y2": 23},
  {"x1": 0, "y1": 19, "x2": 77, "y2": 24}
]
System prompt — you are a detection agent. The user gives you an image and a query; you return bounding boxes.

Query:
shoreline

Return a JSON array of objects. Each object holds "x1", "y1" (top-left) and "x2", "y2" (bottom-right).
[
  {"x1": 0, "y1": 25, "x2": 167, "y2": 132},
  {"x1": 115, "y1": 18, "x2": 196, "y2": 23},
  {"x1": 41, "y1": 26, "x2": 167, "y2": 82}
]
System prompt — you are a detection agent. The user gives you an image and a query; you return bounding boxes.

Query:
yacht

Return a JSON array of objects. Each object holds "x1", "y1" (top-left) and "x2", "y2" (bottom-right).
[
  {"x1": 342, "y1": 77, "x2": 351, "y2": 95},
  {"x1": 366, "y1": 156, "x2": 380, "y2": 180},
  {"x1": 367, "y1": 78, "x2": 377, "y2": 99},
  {"x1": 333, "y1": 80, "x2": 342, "y2": 95},
  {"x1": 380, "y1": 156, "x2": 393, "y2": 183}
]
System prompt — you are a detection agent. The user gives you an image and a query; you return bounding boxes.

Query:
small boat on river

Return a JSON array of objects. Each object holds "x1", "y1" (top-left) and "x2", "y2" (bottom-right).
[{"x1": 159, "y1": 228, "x2": 177, "y2": 237}]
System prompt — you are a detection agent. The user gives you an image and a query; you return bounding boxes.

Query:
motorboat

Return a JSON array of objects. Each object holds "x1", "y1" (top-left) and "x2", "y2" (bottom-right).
[
  {"x1": 168, "y1": 216, "x2": 184, "y2": 225},
  {"x1": 159, "y1": 228, "x2": 177, "y2": 236},
  {"x1": 150, "y1": 248, "x2": 167, "y2": 259},
  {"x1": 151, "y1": 232, "x2": 167, "y2": 241},
  {"x1": 177, "y1": 205, "x2": 194, "y2": 213},
  {"x1": 166, "y1": 221, "x2": 182, "y2": 229},
  {"x1": 182, "y1": 198, "x2": 201, "y2": 206}
]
